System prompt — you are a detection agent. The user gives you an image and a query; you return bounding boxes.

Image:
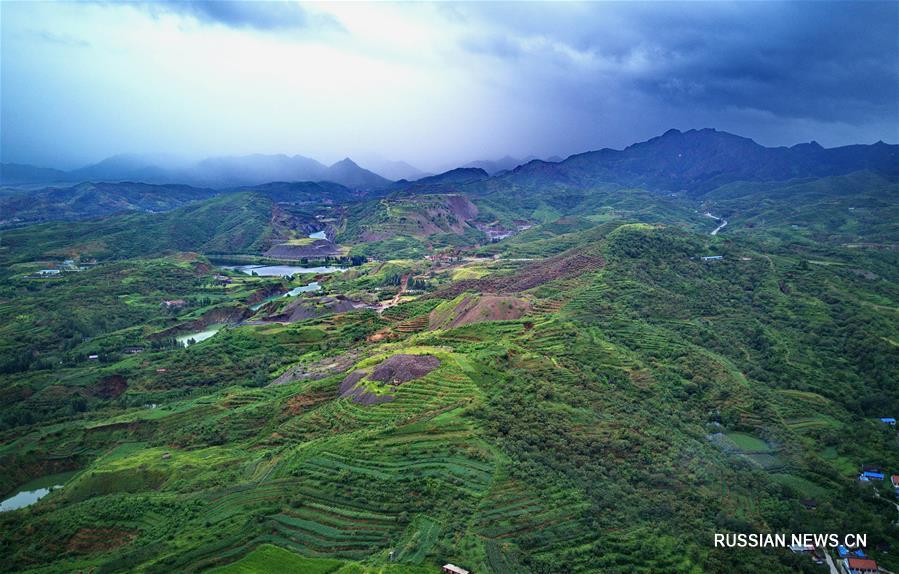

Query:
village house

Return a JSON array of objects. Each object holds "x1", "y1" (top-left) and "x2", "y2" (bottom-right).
[
  {"x1": 162, "y1": 299, "x2": 187, "y2": 308},
  {"x1": 859, "y1": 469, "x2": 884, "y2": 481},
  {"x1": 880, "y1": 417, "x2": 896, "y2": 426},
  {"x1": 800, "y1": 499, "x2": 817, "y2": 510},
  {"x1": 701, "y1": 255, "x2": 723, "y2": 261},
  {"x1": 891, "y1": 475, "x2": 899, "y2": 490},
  {"x1": 846, "y1": 557, "x2": 879, "y2": 574},
  {"x1": 442, "y1": 564, "x2": 470, "y2": 574},
  {"x1": 37, "y1": 269, "x2": 61, "y2": 276},
  {"x1": 123, "y1": 346, "x2": 144, "y2": 354}
]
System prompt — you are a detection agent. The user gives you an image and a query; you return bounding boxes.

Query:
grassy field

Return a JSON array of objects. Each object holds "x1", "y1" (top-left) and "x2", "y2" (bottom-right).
[{"x1": 208, "y1": 545, "x2": 343, "y2": 574}]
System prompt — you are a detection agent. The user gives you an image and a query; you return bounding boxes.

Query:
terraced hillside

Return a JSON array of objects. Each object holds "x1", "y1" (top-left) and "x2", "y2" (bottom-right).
[{"x1": 1, "y1": 136, "x2": 898, "y2": 574}]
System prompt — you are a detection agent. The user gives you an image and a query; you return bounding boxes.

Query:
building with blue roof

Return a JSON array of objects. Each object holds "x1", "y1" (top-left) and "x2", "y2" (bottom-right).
[{"x1": 859, "y1": 471, "x2": 884, "y2": 481}]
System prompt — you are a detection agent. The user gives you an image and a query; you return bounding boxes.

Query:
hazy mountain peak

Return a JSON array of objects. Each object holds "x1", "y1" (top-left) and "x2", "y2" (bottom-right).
[{"x1": 332, "y1": 157, "x2": 360, "y2": 168}]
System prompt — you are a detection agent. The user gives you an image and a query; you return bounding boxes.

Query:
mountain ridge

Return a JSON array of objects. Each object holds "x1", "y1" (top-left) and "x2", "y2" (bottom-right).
[
  {"x1": 3, "y1": 128, "x2": 896, "y2": 198},
  {"x1": 1, "y1": 154, "x2": 392, "y2": 190}
]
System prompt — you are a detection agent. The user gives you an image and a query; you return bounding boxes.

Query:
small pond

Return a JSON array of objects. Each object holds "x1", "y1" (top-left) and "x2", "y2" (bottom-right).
[
  {"x1": 176, "y1": 325, "x2": 223, "y2": 347},
  {"x1": 250, "y1": 282, "x2": 323, "y2": 311},
  {"x1": 285, "y1": 281, "x2": 322, "y2": 296},
  {"x1": 0, "y1": 470, "x2": 78, "y2": 512}
]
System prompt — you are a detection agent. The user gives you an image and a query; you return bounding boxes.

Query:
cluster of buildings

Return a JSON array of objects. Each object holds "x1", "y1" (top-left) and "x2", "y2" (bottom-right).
[
  {"x1": 789, "y1": 543, "x2": 879, "y2": 572},
  {"x1": 843, "y1": 416, "x2": 899, "y2": 572},
  {"x1": 858, "y1": 417, "x2": 899, "y2": 490},
  {"x1": 857, "y1": 464, "x2": 899, "y2": 497},
  {"x1": 28, "y1": 259, "x2": 94, "y2": 278},
  {"x1": 838, "y1": 546, "x2": 879, "y2": 574}
]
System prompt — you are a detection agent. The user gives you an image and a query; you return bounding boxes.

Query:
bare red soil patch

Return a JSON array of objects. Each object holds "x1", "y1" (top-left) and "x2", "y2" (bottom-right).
[
  {"x1": 338, "y1": 354, "x2": 440, "y2": 405},
  {"x1": 370, "y1": 354, "x2": 441, "y2": 384},
  {"x1": 435, "y1": 250, "x2": 604, "y2": 297},
  {"x1": 67, "y1": 528, "x2": 136, "y2": 554},
  {"x1": 429, "y1": 295, "x2": 530, "y2": 330},
  {"x1": 283, "y1": 390, "x2": 332, "y2": 416},
  {"x1": 90, "y1": 374, "x2": 128, "y2": 399}
]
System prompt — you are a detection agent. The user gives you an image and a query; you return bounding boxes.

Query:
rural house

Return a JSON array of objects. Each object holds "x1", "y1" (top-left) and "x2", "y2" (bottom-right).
[
  {"x1": 442, "y1": 564, "x2": 470, "y2": 574},
  {"x1": 859, "y1": 470, "x2": 884, "y2": 481},
  {"x1": 846, "y1": 557, "x2": 879, "y2": 574},
  {"x1": 880, "y1": 417, "x2": 896, "y2": 426},
  {"x1": 162, "y1": 299, "x2": 187, "y2": 308},
  {"x1": 701, "y1": 255, "x2": 723, "y2": 261}
]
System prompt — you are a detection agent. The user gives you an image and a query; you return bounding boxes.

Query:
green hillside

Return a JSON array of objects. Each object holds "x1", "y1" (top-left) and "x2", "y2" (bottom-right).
[
  {"x1": 0, "y1": 165, "x2": 897, "y2": 574},
  {"x1": 0, "y1": 193, "x2": 284, "y2": 264},
  {"x1": 0, "y1": 182, "x2": 219, "y2": 226}
]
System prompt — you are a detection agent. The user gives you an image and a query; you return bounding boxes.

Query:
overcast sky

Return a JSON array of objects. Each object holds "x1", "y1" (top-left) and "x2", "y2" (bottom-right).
[{"x1": 2, "y1": 1, "x2": 897, "y2": 171}]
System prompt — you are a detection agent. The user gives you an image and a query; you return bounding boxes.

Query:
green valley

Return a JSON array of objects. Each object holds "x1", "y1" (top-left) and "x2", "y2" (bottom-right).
[{"x1": 1, "y1": 130, "x2": 897, "y2": 574}]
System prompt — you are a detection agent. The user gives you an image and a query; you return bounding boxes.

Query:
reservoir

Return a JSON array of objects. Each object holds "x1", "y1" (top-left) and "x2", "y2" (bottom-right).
[{"x1": 223, "y1": 265, "x2": 344, "y2": 277}]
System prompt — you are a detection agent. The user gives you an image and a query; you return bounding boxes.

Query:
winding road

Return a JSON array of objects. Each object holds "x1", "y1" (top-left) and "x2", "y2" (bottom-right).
[
  {"x1": 705, "y1": 212, "x2": 728, "y2": 235},
  {"x1": 823, "y1": 551, "x2": 840, "y2": 574}
]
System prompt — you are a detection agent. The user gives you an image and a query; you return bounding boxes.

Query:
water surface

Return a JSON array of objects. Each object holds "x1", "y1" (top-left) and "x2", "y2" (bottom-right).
[
  {"x1": 285, "y1": 281, "x2": 322, "y2": 296},
  {"x1": 177, "y1": 326, "x2": 222, "y2": 347},
  {"x1": 0, "y1": 471, "x2": 78, "y2": 512},
  {"x1": 224, "y1": 265, "x2": 344, "y2": 277}
]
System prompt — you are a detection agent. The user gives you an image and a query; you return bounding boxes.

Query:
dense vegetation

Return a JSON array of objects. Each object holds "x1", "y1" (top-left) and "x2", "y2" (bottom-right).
[{"x1": 0, "y1": 131, "x2": 897, "y2": 573}]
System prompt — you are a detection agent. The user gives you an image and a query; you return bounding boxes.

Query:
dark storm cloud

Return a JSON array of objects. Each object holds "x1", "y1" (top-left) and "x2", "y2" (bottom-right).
[
  {"x1": 632, "y1": 2, "x2": 898, "y2": 123},
  {"x1": 460, "y1": 1, "x2": 898, "y2": 125},
  {"x1": 142, "y1": 1, "x2": 342, "y2": 32},
  {"x1": 1, "y1": 2, "x2": 896, "y2": 169}
]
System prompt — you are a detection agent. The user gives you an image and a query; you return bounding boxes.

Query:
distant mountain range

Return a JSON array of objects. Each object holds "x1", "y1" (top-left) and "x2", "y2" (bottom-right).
[
  {"x1": 500, "y1": 128, "x2": 898, "y2": 195},
  {"x1": 1, "y1": 154, "x2": 392, "y2": 190},
  {"x1": 354, "y1": 156, "x2": 430, "y2": 181},
  {"x1": 3, "y1": 128, "x2": 895, "y2": 203}
]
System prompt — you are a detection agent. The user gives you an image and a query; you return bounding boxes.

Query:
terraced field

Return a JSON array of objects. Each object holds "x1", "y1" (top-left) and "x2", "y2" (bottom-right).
[{"x1": 2, "y1": 184, "x2": 898, "y2": 574}]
